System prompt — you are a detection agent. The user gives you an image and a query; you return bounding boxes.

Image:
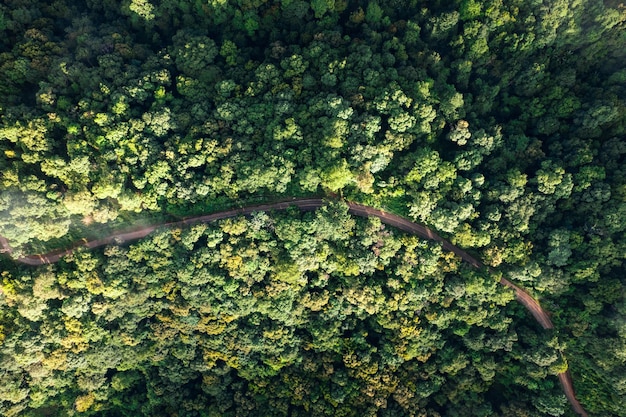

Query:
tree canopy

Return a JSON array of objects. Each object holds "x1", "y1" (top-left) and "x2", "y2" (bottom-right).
[{"x1": 1, "y1": 0, "x2": 625, "y2": 416}]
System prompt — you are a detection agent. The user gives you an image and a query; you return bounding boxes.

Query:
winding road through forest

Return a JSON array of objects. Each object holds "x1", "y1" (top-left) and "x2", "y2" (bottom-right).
[{"x1": 0, "y1": 198, "x2": 588, "y2": 416}]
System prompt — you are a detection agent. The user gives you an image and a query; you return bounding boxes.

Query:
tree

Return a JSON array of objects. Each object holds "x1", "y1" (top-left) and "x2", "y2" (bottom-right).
[
  {"x1": 320, "y1": 159, "x2": 353, "y2": 192},
  {"x1": 170, "y1": 30, "x2": 218, "y2": 79}
]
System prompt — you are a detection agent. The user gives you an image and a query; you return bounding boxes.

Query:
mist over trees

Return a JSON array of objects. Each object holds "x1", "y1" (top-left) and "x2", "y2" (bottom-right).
[{"x1": 0, "y1": 0, "x2": 625, "y2": 416}]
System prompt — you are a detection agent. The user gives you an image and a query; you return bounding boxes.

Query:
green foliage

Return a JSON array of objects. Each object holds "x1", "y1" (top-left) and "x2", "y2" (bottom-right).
[
  {"x1": 0, "y1": 0, "x2": 625, "y2": 415},
  {"x1": 128, "y1": 0, "x2": 155, "y2": 21},
  {"x1": 2, "y1": 208, "x2": 566, "y2": 416},
  {"x1": 365, "y1": 2, "x2": 384, "y2": 26}
]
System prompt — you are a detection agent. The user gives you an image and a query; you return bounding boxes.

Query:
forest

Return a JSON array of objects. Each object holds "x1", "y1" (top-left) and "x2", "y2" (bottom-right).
[{"x1": 0, "y1": 0, "x2": 625, "y2": 416}]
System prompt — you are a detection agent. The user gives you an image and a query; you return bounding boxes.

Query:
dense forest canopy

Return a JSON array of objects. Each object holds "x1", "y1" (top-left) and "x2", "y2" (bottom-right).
[{"x1": 0, "y1": 0, "x2": 625, "y2": 416}]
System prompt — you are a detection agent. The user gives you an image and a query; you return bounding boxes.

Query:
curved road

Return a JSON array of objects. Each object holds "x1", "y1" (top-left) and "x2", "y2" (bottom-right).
[{"x1": 0, "y1": 198, "x2": 588, "y2": 416}]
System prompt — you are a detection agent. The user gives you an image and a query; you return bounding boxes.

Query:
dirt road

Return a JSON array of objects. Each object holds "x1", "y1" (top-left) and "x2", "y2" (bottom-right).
[{"x1": 0, "y1": 198, "x2": 588, "y2": 417}]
